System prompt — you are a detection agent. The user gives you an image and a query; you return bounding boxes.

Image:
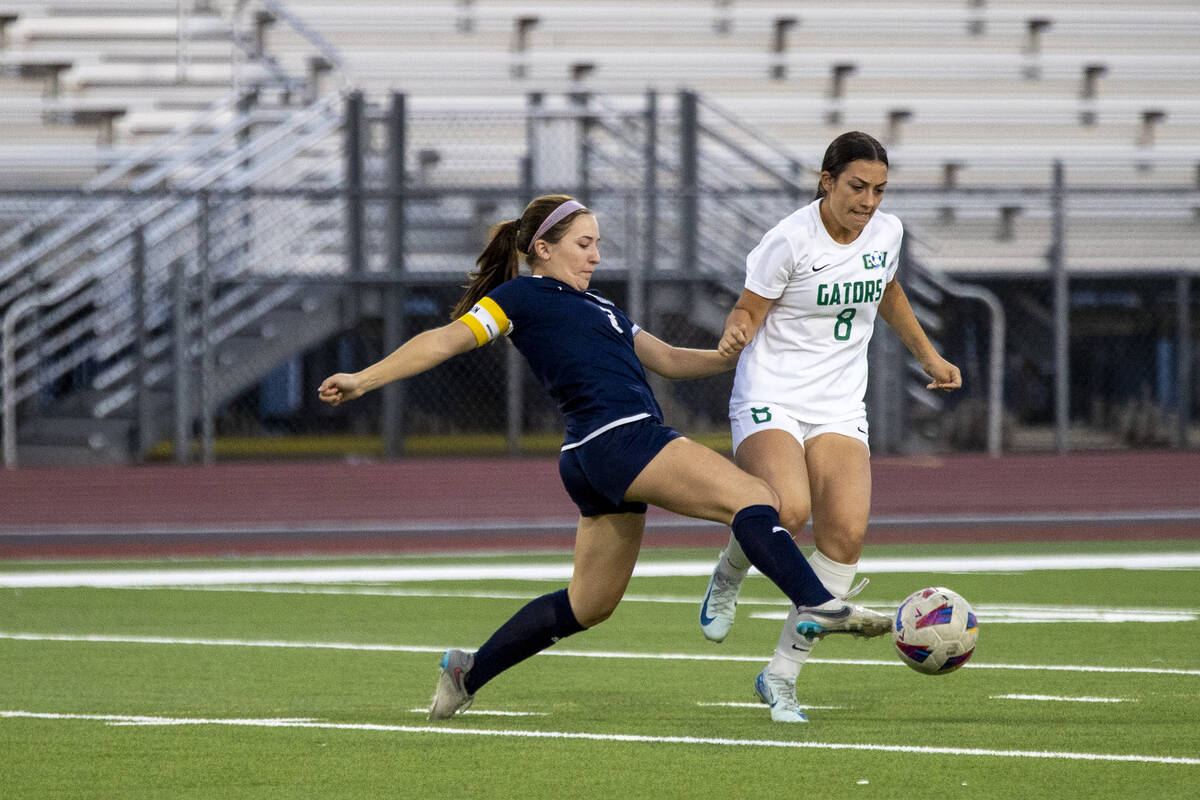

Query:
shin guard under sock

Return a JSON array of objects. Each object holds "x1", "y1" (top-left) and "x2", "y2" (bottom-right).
[
  {"x1": 465, "y1": 588, "x2": 585, "y2": 694},
  {"x1": 730, "y1": 504, "x2": 835, "y2": 608}
]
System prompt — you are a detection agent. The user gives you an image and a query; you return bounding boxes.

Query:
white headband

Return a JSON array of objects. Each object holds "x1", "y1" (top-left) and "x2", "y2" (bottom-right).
[{"x1": 526, "y1": 200, "x2": 587, "y2": 255}]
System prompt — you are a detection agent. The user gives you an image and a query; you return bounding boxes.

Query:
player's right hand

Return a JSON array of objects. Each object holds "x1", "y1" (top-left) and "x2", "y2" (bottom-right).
[
  {"x1": 718, "y1": 322, "x2": 750, "y2": 358},
  {"x1": 318, "y1": 373, "x2": 363, "y2": 406}
]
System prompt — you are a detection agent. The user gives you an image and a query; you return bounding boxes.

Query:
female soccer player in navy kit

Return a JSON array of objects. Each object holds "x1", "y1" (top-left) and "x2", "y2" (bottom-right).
[{"x1": 318, "y1": 194, "x2": 890, "y2": 719}]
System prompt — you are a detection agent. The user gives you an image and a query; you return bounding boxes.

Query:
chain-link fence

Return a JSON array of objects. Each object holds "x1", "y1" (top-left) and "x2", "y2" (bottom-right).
[{"x1": 0, "y1": 90, "x2": 1196, "y2": 466}]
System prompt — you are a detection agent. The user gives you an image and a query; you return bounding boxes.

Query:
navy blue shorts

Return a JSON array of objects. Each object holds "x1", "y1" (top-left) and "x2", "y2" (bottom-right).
[{"x1": 558, "y1": 417, "x2": 682, "y2": 517}]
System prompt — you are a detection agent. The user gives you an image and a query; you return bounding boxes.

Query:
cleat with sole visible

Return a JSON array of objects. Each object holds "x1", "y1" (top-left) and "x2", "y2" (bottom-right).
[
  {"x1": 794, "y1": 600, "x2": 892, "y2": 641},
  {"x1": 428, "y1": 649, "x2": 475, "y2": 720},
  {"x1": 754, "y1": 667, "x2": 808, "y2": 723}
]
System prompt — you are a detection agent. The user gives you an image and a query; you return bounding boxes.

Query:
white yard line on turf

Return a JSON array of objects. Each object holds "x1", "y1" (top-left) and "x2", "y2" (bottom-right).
[
  {"x1": 2, "y1": 631, "x2": 1198, "y2": 676},
  {"x1": 990, "y1": 694, "x2": 1137, "y2": 703},
  {"x1": 2, "y1": 552, "x2": 1199, "y2": 588},
  {"x1": 1, "y1": 710, "x2": 1196, "y2": 766},
  {"x1": 107, "y1": 717, "x2": 318, "y2": 726},
  {"x1": 134, "y1": 585, "x2": 767, "y2": 605},
  {"x1": 697, "y1": 702, "x2": 845, "y2": 711},
  {"x1": 118, "y1": 586, "x2": 1200, "y2": 625},
  {"x1": 406, "y1": 708, "x2": 547, "y2": 717},
  {"x1": 751, "y1": 607, "x2": 1198, "y2": 624}
]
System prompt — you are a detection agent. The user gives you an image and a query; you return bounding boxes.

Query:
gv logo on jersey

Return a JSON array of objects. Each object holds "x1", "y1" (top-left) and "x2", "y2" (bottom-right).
[{"x1": 862, "y1": 250, "x2": 888, "y2": 270}]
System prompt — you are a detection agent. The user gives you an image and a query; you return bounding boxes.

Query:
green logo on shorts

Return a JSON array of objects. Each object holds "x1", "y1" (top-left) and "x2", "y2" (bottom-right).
[{"x1": 751, "y1": 406, "x2": 772, "y2": 424}]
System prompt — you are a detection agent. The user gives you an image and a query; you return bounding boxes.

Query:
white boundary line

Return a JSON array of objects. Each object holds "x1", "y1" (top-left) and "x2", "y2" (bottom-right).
[
  {"x1": 990, "y1": 694, "x2": 1137, "y2": 704},
  {"x1": 3, "y1": 632, "x2": 1199, "y2": 676},
  {"x1": 406, "y1": 708, "x2": 547, "y2": 717},
  {"x1": 749, "y1": 608, "x2": 1199, "y2": 624},
  {"x1": 2, "y1": 710, "x2": 1197, "y2": 766},
  {"x1": 2, "y1": 552, "x2": 1199, "y2": 588},
  {"x1": 119, "y1": 585, "x2": 1200, "y2": 624},
  {"x1": 697, "y1": 702, "x2": 845, "y2": 711}
]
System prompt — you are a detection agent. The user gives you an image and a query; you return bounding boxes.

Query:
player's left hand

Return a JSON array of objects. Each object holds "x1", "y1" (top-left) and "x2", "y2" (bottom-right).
[{"x1": 924, "y1": 357, "x2": 962, "y2": 391}]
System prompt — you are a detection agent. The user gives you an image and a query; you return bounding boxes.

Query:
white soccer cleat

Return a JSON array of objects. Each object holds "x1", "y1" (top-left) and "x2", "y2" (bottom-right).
[
  {"x1": 699, "y1": 560, "x2": 743, "y2": 642},
  {"x1": 428, "y1": 648, "x2": 475, "y2": 720},
  {"x1": 794, "y1": 599, "x2": 892, "y2": 641},
  {"x1": 754, "y1": 667, "x2": 808, "y2": 723}
]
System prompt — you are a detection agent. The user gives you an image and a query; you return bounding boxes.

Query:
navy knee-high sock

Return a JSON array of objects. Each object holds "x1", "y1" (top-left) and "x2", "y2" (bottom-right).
[
  {"x1": 731, "y1": 504, "x2": 835, "y2": 608},
  {"x1": 464, "y1": 588, "x2": 585, "y2": 695}
]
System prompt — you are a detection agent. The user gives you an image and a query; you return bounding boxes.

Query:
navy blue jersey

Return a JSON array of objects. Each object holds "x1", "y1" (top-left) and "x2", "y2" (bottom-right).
[{"x1": 460, "y1": 275, "x2": 663, "y2": 447}]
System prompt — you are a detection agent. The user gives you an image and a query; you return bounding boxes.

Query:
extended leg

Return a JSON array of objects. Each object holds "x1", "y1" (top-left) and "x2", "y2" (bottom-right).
[{"x1": 429, "y1": 513, "x2": 644, "y2": 720}]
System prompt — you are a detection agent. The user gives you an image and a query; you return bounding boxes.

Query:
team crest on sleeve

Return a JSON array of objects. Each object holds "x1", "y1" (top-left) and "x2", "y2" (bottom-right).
[{"x1": 862, "y1": 250, "x2": 888, "y2": 270}]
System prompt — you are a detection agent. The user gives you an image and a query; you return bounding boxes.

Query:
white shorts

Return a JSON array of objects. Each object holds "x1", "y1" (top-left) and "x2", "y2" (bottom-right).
[{"x1": 729, "y1": 402, "x2": 870, "y2": 456}]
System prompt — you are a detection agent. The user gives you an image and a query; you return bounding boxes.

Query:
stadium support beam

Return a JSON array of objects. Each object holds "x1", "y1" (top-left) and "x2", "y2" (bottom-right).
[
  {"x1": 344, "y1": 90, "x2": 365, "y2": 328},
  {"x1": 131, "y1": 227, "x2": 149, "y2": 464},
  {"x1": 1050, "y1": 160, "x2": 1070, "y2": 452},
  {"x1": 770, "y1": 17, "x2": 797, "y2": 80},
  {"x1": 511, "y1": 16, "x2": 539, "y2": 78},
  {"x1": 966, "y1": 0, "x2": 986, "y2": 36},
  {"x1": 1177, "y1": 273, "x2": 1193, "y2": 449},
  {"x1": 679, "y1": 90, "x2": 698, "y2": 274},
  {"x1": 383, "y1": 93, "x2": 408, "y2": 460},
  {"x1": 198, "y1": 191, "x2": 215, "y2": 465},
  {"x1": 643, "y1": 89, "x2": 658, "y2": 279},
  {"x1": 171, "y1": 258, "x2": 190, "y2": 464}
]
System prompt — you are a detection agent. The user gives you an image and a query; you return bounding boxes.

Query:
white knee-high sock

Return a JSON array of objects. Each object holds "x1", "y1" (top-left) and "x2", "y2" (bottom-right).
[
  {"x1": 720, "y1": 532, "x2": 752, "y2": 575},
  {"x1": 767, "y1": 549, "x2": 859, "y2": 678}
]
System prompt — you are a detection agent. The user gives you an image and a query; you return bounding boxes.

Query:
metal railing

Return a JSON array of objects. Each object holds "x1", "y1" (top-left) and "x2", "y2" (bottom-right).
[
  {"x1": 3, "y1": 84, "x2": 1196, "y2": 465},
  {"x1": 0, "y1": 0, "x2": 358, "y2": 466},
  {"x1": 1, "y1": 97, "x2": 344, "y2": 394}
]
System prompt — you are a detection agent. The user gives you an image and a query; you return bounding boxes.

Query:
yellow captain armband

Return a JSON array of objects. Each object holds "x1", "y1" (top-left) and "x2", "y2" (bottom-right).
[{"x1": 459, "y1": 296, "x2": 512, "y2": 346}]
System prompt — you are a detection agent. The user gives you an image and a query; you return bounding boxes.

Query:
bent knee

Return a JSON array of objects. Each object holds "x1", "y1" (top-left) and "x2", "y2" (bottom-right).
[
  {"x1": 735, "y1": 474, "x2": 779, "y2": 512},
  {"x1": 568, "y1": 589, "x2": 621, "y2": 628},
  {"x1": 572, "y1": 601, "x2": 617, "y2": 628},
  {"x1": 779, "y1": 506, "x2": 812, "y2": 537},
  {"x1": 814, "y1": 524, "x2": 868, "y2": 563}
]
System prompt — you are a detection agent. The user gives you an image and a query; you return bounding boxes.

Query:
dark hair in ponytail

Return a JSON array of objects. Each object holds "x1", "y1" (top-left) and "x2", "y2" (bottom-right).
[
  {"x1": 815, "y1": 131, "x2": 888, "y2": 200},
  {"x1": 451, "y1": 219, "x2": 521, "y2": 319},
  {"x1": 451, "y1": 193, "x2": 590, "y2": 319}
]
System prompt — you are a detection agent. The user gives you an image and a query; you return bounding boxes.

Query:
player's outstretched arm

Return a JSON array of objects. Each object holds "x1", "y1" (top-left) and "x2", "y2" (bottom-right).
[
  {"x1": 878, "y1": 279, "x2": 962, "y2": 392},
  {"x1": 318, "y1": 321, "x2": 478, "y2": 406},
  {"x1": 633, "y1": 330, "x2": 737, "y2": 380}
]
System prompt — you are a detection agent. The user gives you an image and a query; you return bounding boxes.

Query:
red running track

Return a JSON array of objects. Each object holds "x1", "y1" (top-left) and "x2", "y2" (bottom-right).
[{"x1": 0, "y1": 451, "x2": 1196, "y2": 558}]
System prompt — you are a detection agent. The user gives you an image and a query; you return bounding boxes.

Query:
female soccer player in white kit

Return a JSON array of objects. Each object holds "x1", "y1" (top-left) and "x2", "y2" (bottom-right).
[{"x1": 699, "y1": 132, "x2": 962, "y2": 722}]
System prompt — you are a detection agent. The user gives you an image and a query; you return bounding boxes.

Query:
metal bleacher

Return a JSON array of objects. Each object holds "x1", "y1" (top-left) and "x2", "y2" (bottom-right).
[
  {"x1": 0, "y1": 0, "x2": 356, "y2": 464},
  {"x1": 0, "y1": 0, "x2": 1197, "y2": 463},
  {"x1": 255, "y1": 0, "x2": 1200, "y2": 275}
]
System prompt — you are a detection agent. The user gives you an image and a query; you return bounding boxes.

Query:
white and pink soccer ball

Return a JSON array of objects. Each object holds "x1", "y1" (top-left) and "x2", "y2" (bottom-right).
[{"x1": 892, "y1": 587, "x2": 979, "y2": 675}]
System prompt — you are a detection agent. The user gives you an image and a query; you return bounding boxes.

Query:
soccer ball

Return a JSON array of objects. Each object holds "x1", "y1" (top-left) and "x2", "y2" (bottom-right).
[{"x1": 892, "y1": 587, "x2": 978, "y2": 675}]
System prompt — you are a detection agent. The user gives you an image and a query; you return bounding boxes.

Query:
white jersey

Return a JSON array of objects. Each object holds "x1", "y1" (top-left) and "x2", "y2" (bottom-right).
[{"x1": 730, "y1": 198, "x2": 903, "y2": 423}]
